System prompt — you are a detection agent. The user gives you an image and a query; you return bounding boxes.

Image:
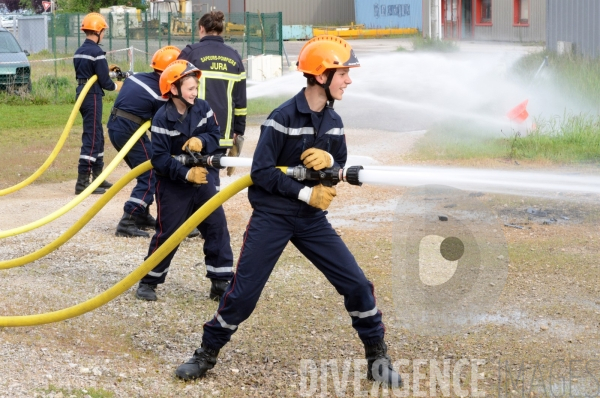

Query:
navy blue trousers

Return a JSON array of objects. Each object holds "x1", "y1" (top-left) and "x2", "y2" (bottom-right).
[
  {"x1": 77, "y1": 92, "x2": 105, "y2": 174},
  {"x1": 141, "y1": 174, "x2": 234, "y2": 285},
  {"x1": 195, "y1": 166, "x2": 234, "y2": 280},
  {"x1": 108, "y1": 127, "x2": 155, "y2": 217},
  {"x1": 202, "y1": 210, "x2": 385, "y2": 350}
]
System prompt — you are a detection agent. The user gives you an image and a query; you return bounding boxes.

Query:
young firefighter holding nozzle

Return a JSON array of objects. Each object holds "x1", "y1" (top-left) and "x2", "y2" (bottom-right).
[
  {"x1": 174, "y1": 35, "x2": 403, "y2": 388},
  {"x1": 134, "y1": 60, "x2": 234, "y2": 302}
]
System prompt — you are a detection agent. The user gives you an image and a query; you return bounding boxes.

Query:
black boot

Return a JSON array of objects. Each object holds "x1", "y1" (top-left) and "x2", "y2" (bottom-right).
[
  {"x1": 116, "y1": 212, "x2": 149, "y2": 238},
  {"x1": 365, "y1": 340, "x2": 402, "y2": 388},
  {"x1": 92, "y1": 169, "x2": 113, "y2": 189},
  {"x1": 135, "y1": 283, "x2": 157, "y2": 301},
  {"x1": 134, "y1": 207, "x2": 156, "y2": 231},
  {"x1": 209, "y1": 279, "x2": 230, "y2": 301},
  {"x1": 175, "y1": 345, "x2": 220, "y2": 380},
  {"x1": 75, "y1": 172, "x2": 105, "y2": 195}
]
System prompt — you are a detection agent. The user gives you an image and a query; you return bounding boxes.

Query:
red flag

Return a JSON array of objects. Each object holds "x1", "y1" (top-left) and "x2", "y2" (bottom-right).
[{"x1": 507, "y1": 100, "x2": 529, "y2": 123}]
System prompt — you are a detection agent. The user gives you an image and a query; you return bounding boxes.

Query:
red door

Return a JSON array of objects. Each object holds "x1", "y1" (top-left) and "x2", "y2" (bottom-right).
[{"x1": 441, "y1": 0, "x2": 461, "y2": 39}]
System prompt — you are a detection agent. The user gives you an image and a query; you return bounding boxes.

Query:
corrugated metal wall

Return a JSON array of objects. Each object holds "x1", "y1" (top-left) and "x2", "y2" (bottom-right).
[
  {"x1": 472, "y1": 0, "x2": 545, "y2": 42},
  {"x1": 245, "y1": 0, "x2": 355, "y2": 25},
  {"x1": 355, "y1": 0, "x2": 422, "y2": 29},
  {"x1": 547, "y1": 0, "x2": 600, "y2": 58},
  {"x1": 422, "y1": 0, "x2": 546, "y2": 43}
]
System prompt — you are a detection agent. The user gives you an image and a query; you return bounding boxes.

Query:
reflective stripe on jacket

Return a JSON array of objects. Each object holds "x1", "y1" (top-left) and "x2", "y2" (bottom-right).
[
  {"x1": 179, "y1": 35, "x2": 247, "y2": 148},
  {"x1": 249, "y1": 88, "x2": 348, "y2": 216},
  {"x1": 73, "y1": 39, "x2": 116, "y2": 95},
  {"x1": 150, "y1": 99, "x2": 221, "y2": 183}
]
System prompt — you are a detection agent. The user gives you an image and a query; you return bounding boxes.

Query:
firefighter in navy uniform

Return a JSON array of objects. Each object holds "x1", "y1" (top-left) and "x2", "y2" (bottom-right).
[
  {"x1": 107, "y1": 46, "x2": 181, "y2": 238},
  {"x1": 177, "y1": 10, "x2": 246, "y2": 298},
  {"x1": 73, "y1": 12, "x2": 119, "y2": 195},
  {"x1": 135, "y1": 60, "x2": 234, "y2": 302},
  {"x1": 174, "y1": 36, "x2": 402, "y2": 388}
]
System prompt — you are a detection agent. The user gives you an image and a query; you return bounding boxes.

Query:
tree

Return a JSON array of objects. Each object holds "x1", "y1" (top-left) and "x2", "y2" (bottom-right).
[{"x1": 5, "y1": 0, "x2": 21, "y2": 12}]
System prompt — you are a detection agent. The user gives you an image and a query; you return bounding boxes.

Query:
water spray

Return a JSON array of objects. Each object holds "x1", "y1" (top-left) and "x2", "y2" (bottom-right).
[{"x1": 176, "y1": 154, "x2": 600, "y2": 198}]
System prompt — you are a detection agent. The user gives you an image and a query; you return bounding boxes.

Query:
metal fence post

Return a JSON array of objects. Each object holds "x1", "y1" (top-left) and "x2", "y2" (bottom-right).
[
  {"x1": 125, "y1": 12, "x2": 130, "y2": 49},
  {"x1": 243, "y1": 11, "x2": 249, "y2": 60},
  {"x1": 65, "y1": 14, "x2": 69, "y2": 54},
  {"x1": 191, "y1": 12, "x2": 195, "y2": 43},
  {"x1": 144, "y1": 12, "x2": 149, "y2": 65},
  {"x1": 167, "y1": 12, "x2": 171, "y2": 45},
  {"x1": 76, "y1": 14, "x2": 80, "y2": 49},
  {"x1": 50, "y1": 14, "x2": 58, "y2": 96},
  {"x1": 158, "y1": 11, "x2": 162, "y2": 48},
  {"x1": 109, "y1": 13, "x2": 113, "y2": 52},
  {"x1": 279, "y1": 12, "x2": 283, "y2": 72}
]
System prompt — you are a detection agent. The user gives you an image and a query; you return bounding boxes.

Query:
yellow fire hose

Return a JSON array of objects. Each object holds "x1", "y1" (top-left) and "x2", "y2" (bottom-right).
[
  {"x1": 0, "y1": 120, "x2": 151, "y2": 239},
  {"x1": 0, "y1": 161, "x2": 153, "y2": 270},
  {"x1": 0, "y1": 172, "x2": 259, "y2": 327},
  {"x1": 0, "y1": 76, "x2": 99, "y2": 197}
]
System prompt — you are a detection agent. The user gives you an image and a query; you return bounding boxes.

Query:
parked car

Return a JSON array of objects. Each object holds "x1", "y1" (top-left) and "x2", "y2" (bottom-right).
[
  {"x1": 0, "y1": 27, "x2": 31, "y2": 92},
  {"x1": 1, "y1": 15, "x2": 18, "y2": 29}
]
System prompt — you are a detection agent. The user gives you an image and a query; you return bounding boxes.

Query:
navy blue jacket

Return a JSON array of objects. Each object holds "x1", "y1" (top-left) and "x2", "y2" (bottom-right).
[
  {"x1": 73, "y1": 39, "x2": 117, "y2": 95},
  {"x1": 179, "y1": 35, "x2": 247, "y2": 148},
  {"x1": 150, "y1": 99, "x2": 221, "y2": 183},
  {"x1": 249, "y1": 88, "x2": 348, "y2": 216},
  {"x1": 107, "y1": 71, "x2": 166, "y2": 132}
]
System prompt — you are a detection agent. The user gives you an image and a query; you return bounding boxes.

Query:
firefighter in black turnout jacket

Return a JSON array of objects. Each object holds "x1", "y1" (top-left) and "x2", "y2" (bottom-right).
[
  {"x1": 177, "y1": 10, "x2": 246, "y2": 295},
  {"x1": 135, "y1": 60, "x2": 234, "y2": 302},
  {"x1": 178, "y1": 10, "x2": 247, "y2": 179},
  {"x1": 174, "y1": 36, "x2": 403, "y2": 388},
  {"x1": 107, "y1": 46, "x2": 181, "y2": 238},
  {"x1": 73, "y1": 12, "x2": 119, "y2": 195}
]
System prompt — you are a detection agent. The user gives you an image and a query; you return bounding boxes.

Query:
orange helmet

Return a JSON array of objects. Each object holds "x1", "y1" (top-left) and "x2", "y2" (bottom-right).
[
  {"x1": 81, "y1": 13, "x2": 108, "y2": 32},
  {"x1": 159, "y1": 60, "x2": 202, "y2": 98},
  {"x1": 297, "y1": 35, "x2": 360, "y2": 75},
  {"x1": 151, "y1": 46, "x2": 182, "y2": 72}
]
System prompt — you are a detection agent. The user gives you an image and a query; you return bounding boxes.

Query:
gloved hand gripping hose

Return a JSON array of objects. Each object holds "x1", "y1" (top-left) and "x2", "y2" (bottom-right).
[{"x1": 286, "y1": 165, "x2": 363, "y2": 187}]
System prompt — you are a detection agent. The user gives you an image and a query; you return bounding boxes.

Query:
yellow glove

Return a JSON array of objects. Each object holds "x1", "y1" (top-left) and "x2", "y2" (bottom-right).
[
  {"x1": 301, "y1": 148, "x2": 333, "y2": 171},
  {"x1": 186, "y1": 167, "x2": 208, "y2": 184},
  {"x1": 115, "y1": 81, "x2": 124, "y2": 92},
  {"x1": 182, "y1": 137, "x2": 203, "y2": 152},
  {"x1": 109, "y1": 64, "x2": 121, "y2": 72},
  {"x1": 308, "y1": 184, "x2": 337, "y2": 210}
]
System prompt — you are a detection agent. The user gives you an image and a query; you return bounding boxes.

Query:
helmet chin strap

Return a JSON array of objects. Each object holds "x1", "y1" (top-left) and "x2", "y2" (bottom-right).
[
  {"x1": 94, "y1": 29, "x2": 104, "y2": 44},
  {"x1": 318, "y1": 70, "x2": 336, "y2": 108},
  {"x1": 174, "y1": 81, "x2": 195, "y2": 109},
  {"x1": 172, "y1": 81, "x2": 194, "y2": 121}
]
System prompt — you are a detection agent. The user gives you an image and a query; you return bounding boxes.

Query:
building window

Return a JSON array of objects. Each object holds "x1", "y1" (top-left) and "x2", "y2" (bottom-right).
[
  {"x1": 476, "y1": 0, "x2": 492, "y2": 25},
  {"x1": 514, "y1": 0, "x2": 529, "y2": 25}
]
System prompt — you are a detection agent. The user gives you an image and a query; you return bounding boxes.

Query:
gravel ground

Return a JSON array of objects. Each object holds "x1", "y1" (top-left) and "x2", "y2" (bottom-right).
[
  {"x1": 3, "y1": 38, "x2": 599, "y2": 398},
  {"x1": 0, "y1": 126, "x2": 423, "y2": 397},
  {"x1": 2, "y1": 123, "x2": 600, "y2": 397}
]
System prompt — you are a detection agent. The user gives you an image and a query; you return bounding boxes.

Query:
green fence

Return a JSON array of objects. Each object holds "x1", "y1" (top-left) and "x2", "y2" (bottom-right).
[
  {"x1": 47, "y1": 12, "x2": 259, "y2": 67},
  {"x1": 245, "y1": 12, "x2": 283, "y2": 58},
  {"x1": 1, "y1": 11, "x2": 282, "y2": 100}
]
